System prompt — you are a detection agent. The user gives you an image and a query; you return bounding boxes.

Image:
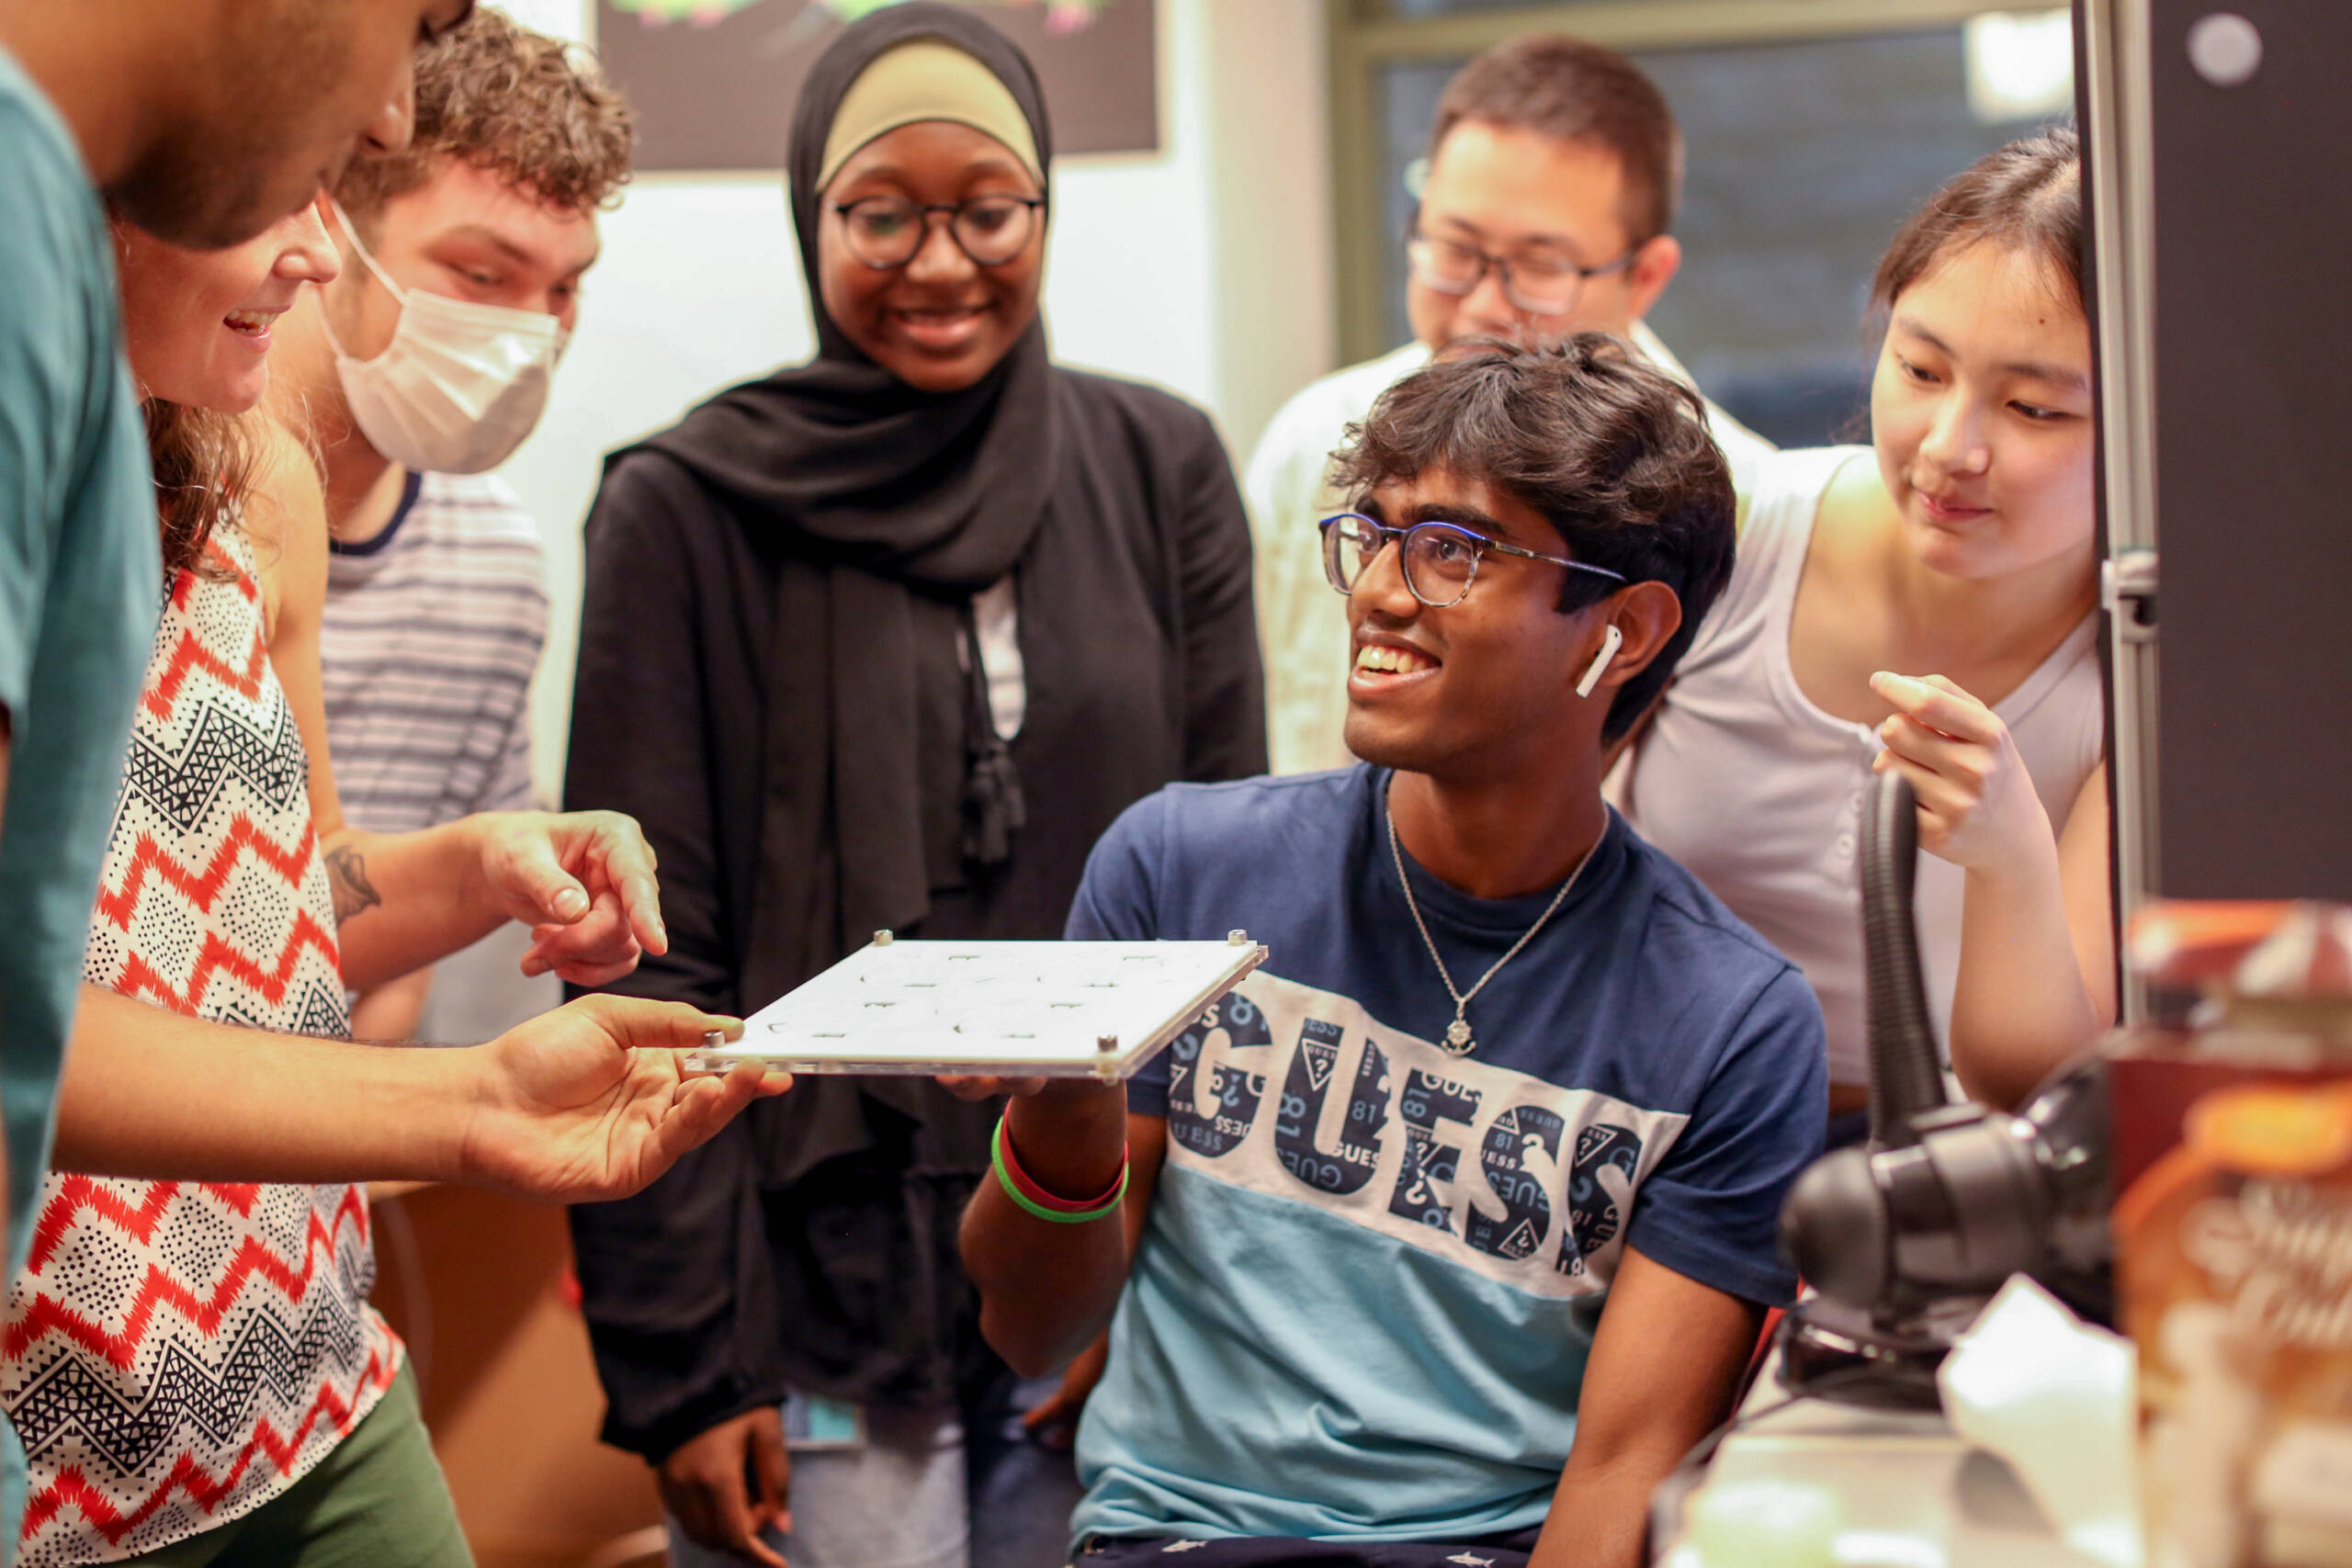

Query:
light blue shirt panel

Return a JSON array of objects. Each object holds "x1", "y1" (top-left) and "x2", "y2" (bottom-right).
[{"x1": 1073, "y1": 1162, "x2": 1602, "y2": 1545}]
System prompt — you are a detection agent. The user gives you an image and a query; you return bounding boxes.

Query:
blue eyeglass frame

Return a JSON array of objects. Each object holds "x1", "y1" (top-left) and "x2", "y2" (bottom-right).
[{"x1": 1317, "y1": 513, "x2": 1628, "y2": 609}]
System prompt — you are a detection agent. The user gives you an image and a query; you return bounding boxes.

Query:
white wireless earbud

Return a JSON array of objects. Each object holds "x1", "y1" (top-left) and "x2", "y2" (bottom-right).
[{"x1": 1576, "y1": 624, "x2": 1623, "y2": 699}]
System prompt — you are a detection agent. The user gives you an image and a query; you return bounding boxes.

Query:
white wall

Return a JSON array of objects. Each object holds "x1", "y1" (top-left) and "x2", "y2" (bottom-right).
[{"x1": 492, "y1": 0, "x2": 1331, "y2": 804}]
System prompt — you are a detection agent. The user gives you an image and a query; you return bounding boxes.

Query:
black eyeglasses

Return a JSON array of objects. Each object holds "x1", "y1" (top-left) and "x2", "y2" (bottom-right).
[
  {"x1": 831, "y1": 195, "x2": 1046, "y2": 270},
  {"x1": 1405, "y1": 227, "x2": 1639, "y2": 318},
  {"x1": 1318, "y1": 513, "x2": 1626, "y2": 609}
]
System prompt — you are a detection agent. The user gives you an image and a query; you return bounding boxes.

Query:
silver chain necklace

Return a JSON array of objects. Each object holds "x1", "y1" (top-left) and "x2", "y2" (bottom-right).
[{"x1": 1385, "y1": 800, "x2": 1600, "y2": 1055}]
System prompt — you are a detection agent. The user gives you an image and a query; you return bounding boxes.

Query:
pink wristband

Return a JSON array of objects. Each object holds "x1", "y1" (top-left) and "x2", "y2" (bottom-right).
[{"x1": 993, "y1": 1114, "x2": 1128, "y2": 1221}]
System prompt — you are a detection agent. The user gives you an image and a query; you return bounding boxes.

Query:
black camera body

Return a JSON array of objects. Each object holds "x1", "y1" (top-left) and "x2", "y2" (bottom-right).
[{"x1": 1775, "y1": 773, "x2": 2112, "y2": 1404}]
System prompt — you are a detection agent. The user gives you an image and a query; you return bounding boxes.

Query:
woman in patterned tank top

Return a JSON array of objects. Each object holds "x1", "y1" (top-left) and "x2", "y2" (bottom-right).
[{"x1": 0, "y1": 203, "x2": 789, "y2": 1565}]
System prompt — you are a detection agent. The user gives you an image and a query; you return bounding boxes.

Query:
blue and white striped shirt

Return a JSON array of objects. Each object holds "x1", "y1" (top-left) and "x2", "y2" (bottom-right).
[{"x1": 320, "y1": 469, "x2": 548, "y2": 833}]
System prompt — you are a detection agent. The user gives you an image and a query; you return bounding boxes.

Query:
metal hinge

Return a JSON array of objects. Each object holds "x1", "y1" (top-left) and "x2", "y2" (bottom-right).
[{"x1": 2102, "y1": 549, "x2": 2157, "y2": 643}]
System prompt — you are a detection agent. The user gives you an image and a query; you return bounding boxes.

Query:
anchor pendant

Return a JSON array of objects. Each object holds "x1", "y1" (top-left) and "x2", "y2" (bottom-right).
[{"x1": 1444, "y1": 1017, "x2": 1474, "y2": 1053}]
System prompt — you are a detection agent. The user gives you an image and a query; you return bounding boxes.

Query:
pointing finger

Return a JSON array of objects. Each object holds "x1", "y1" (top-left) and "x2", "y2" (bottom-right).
[
  {"x1": 585, "y1": 818, "x2": 668, "y2": 956},
  {"x1": 1870, "y1": 671, "x2": 1997, "y2": 743}
]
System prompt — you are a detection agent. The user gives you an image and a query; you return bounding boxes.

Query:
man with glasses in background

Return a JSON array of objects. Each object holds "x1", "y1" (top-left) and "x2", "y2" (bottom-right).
[
  {"x1": 958, "y1": 338, "x2": 1823, "y2": 1568},
  {"x1": 1248, "y1": 33, "x2": 1770, "y2": 775}
]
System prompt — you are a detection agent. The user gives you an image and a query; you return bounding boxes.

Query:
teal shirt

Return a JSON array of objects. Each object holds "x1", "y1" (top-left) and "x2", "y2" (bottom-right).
[{"x1": 0, "y1": 43, "x2": 164, "y2": 1536}]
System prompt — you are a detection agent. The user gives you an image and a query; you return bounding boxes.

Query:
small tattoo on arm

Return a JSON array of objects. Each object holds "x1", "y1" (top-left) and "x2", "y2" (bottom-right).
[{"x1": 326, "y1": 844, "x2": 382, "y2": 924}]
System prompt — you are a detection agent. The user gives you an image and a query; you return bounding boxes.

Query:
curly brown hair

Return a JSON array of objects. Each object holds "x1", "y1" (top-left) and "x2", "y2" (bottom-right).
[
  {"x1": 334, "y1": 6, "x2": 635, "y2": 226},
  {"x1": 1330, "y1": 334, "x2": 1735, "y2": 741}
]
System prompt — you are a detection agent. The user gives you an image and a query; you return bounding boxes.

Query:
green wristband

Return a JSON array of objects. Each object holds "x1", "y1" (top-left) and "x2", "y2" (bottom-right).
[{"x1": 991, "y1": 1114, "x2": 1129, "y2": 1224}]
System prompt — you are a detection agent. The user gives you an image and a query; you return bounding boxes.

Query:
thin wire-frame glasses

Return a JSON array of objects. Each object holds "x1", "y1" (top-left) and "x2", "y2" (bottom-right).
[
  {"x1": 1318, "y1": 513, "x2": 1627, "y2": 609},
  {"x1": 1405, "y1": 228, "x2": 1637, "y2": 318},
  {"x1": 832, "y1": 196, "x2": 1046, "y2": 270}
]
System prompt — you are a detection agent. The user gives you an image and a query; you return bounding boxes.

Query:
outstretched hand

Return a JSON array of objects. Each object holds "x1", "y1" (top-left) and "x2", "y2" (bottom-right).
[
  {"x1": 474, "y1": 810, "x2": 669, "y2": 986},
  {"x1": 1870, "y1": 671, "x2": 2053, "y2": 874},
  {"x1": 458, "y1": 994, "x2": 789, "y2": 1203}
]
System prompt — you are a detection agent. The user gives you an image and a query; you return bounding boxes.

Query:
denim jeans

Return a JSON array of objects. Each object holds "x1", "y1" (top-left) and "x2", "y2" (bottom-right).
[
  {"x1": 666, "y1": 1377, "x2": 1083, "y2": 1568},
  {"x1": 1077, "y1": 1538, "x2": 1536, "y2": 1567}
]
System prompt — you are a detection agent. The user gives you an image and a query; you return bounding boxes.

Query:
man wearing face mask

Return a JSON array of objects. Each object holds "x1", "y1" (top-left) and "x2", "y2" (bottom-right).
[
  {"x1": 1249, "y1": 34, "x2": 1772, "y2": 776},
  {"x1": 274, "y1": 6, "x2": 634, "y2": 1042}
]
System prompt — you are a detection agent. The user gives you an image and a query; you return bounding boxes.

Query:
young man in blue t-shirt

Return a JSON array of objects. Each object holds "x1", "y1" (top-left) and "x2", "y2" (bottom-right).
[{"x1": 960, "y1": 336, "x2": 1827, "y2": 1568}]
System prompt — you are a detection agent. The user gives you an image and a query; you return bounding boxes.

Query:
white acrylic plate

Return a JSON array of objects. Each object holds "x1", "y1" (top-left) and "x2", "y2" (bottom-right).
[{"x1": 685, "y1": 935, "x2": 1268, "y2": 1079}]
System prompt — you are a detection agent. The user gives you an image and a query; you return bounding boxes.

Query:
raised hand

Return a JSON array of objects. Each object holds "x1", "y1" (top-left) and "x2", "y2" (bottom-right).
[
  {"x1": 1869, "y1": 671, "x2": 2052, "y2": 874},
  {"x1": 471, "y1": 809, "x2": 669, "y2": 985},
  {"x1": 458, "y1": 994, "x2": 788, "y2": 1203}
]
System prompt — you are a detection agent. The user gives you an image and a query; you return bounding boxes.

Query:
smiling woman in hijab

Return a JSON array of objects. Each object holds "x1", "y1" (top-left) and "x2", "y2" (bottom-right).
[{"x1": 561, "y1": 6, "x2": 1265, "y2": 1567}]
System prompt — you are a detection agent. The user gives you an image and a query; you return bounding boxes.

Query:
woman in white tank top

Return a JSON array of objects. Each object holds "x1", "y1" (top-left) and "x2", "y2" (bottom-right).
[{"x1": 1613, "y1": 129, "x2": 2112, "y2": 1119}]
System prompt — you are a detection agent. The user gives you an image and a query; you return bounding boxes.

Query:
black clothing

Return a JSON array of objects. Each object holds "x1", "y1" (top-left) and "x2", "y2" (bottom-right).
[
  {"x1": 645, "y1": 1, "x2": 1060, "y2": 993},
  {"x1": 565, "y1": 5, "x2": 1263, "y2": 1460},
  {"x1": 565, "y1": 363, "x2": 1265, "y2": 1457}
]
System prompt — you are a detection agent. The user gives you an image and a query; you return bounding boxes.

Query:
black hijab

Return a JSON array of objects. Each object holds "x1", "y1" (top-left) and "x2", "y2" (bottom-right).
[
  {"x1": 631, "y1": 3, "x2": 1057, "y2": 996},
  {"x1": 572, "y1": 8, "x2": 1277, "y2": 1420}
]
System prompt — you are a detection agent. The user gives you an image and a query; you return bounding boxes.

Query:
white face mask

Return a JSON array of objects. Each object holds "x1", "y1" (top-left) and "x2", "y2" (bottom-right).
[{"x1": 322, "y1": 200, "x2": 570, "y2": 475}]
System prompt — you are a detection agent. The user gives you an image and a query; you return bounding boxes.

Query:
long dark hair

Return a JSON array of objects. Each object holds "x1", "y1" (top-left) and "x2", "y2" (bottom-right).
[{"x1": 1871, "y1": 126, "x2": 2083, "y2": 321}]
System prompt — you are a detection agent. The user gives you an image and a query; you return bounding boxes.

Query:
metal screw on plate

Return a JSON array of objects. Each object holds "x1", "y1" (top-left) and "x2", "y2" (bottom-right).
[
  {"x1": 702, "y1": 1030, "x2": 727, "y2": 1049},
  {"x1": 1227, "y1": 929, "x2": 1249, "y2": 945},
  {"x1": 873, "y1": 929, "x2": 895, "y2": 946},
  {"x1": 2187, "y1": 13, "x2": 2261, "y2": 86}
]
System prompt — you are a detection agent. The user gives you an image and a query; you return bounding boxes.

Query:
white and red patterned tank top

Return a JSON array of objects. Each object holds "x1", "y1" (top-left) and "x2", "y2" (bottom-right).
[{"x1": 0, "y1": 527, "x2": 401, "y2": 1564}]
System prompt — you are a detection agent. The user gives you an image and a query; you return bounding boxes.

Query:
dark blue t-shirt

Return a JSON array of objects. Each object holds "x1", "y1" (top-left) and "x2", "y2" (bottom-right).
[{"x1": 1067, "y1": 766, "x2": 1826, "y2": 1544}]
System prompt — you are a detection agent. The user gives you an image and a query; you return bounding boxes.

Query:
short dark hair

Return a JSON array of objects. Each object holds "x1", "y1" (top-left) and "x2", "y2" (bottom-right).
[
  {"x1": 1427, "y1": 35, "x2": 1682, "y2": 246},
  {"x1": 1871, "y1": 126, "x2": 2081, "y2": 321},
  {"x1": 334, "y1": 6, "x2": 636, "y2": 225},
  {"x1": 1329, "y1": 334, "x2": 1735, "y2": 742}
]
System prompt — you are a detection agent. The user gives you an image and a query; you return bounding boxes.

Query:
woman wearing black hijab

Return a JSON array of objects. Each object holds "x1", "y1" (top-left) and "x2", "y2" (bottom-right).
[{"x1": 563, "y1": 7, "x2": 1264, "y2": 1566}]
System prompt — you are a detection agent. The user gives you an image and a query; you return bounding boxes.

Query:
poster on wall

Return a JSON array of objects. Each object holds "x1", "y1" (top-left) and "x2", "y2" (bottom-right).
[{"x1": 595, "y1": 0, "x2": 1160, "y2": 172}]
